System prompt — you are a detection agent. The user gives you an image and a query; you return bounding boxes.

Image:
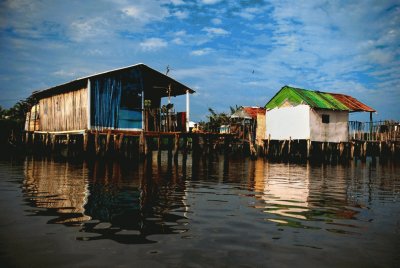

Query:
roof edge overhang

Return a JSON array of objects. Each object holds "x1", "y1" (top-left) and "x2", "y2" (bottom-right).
[{"x1": 31, "y1": 63, "x2": 195, "y2": 99}]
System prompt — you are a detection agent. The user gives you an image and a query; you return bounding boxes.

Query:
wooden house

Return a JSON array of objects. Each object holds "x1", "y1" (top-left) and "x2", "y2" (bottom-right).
[
  {"x1": 25, "y1": 63, "x2": 195, "y2": 133},
  {"x1": 265, "y1": 86, "x2": 375, "y2": 143}
]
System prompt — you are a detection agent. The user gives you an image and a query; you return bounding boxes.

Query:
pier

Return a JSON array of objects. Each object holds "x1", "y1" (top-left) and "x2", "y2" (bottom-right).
[
  {"x1": 23, "y1": 130, "x2": 236, "y2": 161},
  {"x1": 22, "y1": 126, "x2": 400, "y2": 164}
]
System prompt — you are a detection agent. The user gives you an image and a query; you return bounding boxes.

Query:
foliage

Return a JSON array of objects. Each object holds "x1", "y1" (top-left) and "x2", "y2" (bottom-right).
[
  {"x1": 1, "y1": 96, "x2": 37, "y2": 126},
  {"x1": 202, "y1": 106, "x2": 240, "y2": 132}
]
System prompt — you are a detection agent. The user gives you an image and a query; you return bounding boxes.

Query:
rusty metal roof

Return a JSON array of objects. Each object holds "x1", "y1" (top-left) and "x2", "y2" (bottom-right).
[
  {"x1": 242, "y1": 107, "x2": 266, "y2": 119},
  {"x1": 265, "y1": 86, "x2": 375, "y2": 113},
  {"x1": 329, "y1": 93, "x2": 375, "y2": 112}
]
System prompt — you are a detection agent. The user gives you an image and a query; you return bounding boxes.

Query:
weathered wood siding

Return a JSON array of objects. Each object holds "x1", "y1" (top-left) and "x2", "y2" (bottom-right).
[
  {"x1": 256, "y1": 112, "x2": 266, "y2": 147},
  {"x1": 39, "y1": 87, "x2": 88, "y2": 131},
  {"x1": 25, "y1": 104, "x2": 40, "y2": 131}
]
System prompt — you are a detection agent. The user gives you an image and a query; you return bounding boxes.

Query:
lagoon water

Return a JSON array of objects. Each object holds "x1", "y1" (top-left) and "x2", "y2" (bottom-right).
[{"x1": 0, "y1": 153, "x2": 399, "y2": 267}]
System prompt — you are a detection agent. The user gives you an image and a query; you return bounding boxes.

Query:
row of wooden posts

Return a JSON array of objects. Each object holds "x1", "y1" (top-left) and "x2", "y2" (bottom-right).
[
  {"x1": 263, "y1": 139, "x2": 399, "y2": 163},
  {"x1": 23, "y1": 131, "x2": 399, "y2": 163},
  {"x1": 24, "y1": 131, "x2": 235, "y2": 160}
]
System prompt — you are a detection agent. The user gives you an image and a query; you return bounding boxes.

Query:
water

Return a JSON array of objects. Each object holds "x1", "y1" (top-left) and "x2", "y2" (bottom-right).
[{"x1": 0, "y1": 153, "x2": 399, "y2": 267}]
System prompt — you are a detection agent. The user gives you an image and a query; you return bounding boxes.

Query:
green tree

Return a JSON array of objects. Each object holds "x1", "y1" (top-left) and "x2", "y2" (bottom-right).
[
  {"x1": 0, "y1": 106, "x2": 6, "y2": 119},
  {"x1": 203, "y1": 108, "x2": 230, "y2": 132}
]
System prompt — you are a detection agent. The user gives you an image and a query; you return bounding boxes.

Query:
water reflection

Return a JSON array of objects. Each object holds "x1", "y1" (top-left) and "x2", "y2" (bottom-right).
[
  {"x1": 21, "y1": 154, "x2": 400, "y2": 245},
  {"x1": 23, "y1": 158, "x2": 91, "y2": 224},
  {"x1": 23, "y1": 154, "x2": 189, "y2": 244},
  {"x1": 248, "y1": 160, "x2": 362, "y2": 232}
]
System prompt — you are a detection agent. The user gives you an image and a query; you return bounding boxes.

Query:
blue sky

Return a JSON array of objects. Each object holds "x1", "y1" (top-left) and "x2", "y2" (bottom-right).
[{"x1": 0, "y1": 0, "x2": 399, "y2": 122}]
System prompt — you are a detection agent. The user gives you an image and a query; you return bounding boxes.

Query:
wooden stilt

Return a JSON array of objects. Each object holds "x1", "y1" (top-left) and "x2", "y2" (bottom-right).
[
  {"x1": 95, "y1": 131, "x2": 100, "y2": 155},
  {"x1": 167, "y1": 135, "x2": 173, "y2": 161},
  {"x1": 118, "y1": 134, "x2": 124, "y2": 155},
  {"x1": 174, "y1": 133, "x2": 179, "y2": 162},
  {"x1": 83, "y1": 133, "x2": 88, "y2": 152},
  {"x1": 66, "y1": 134, "x2": 70, "y2": 157},
  {"x1": 106, "y1": 131, "x2": 111, "y2": 154},
  {"x1": 306, "y1": 139, "x2": 311, "y2": 159}
]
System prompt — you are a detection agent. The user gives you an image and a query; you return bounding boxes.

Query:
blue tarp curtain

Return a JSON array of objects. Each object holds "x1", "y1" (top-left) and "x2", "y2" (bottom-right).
[{"x1": 91, "y1": 77, "x2": 122, "y2": 129}]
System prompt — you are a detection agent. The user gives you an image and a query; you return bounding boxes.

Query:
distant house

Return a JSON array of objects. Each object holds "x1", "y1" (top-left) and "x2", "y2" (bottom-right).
[
  {"x1": 229, "y1": 106, "x2": 266, "y2": 150},
  {"x1": 265, "y1": 86, "x2": 375, "y2": 142},
  {"x1": 25, "y1": 63, "x2": 195, "y2": 133}
]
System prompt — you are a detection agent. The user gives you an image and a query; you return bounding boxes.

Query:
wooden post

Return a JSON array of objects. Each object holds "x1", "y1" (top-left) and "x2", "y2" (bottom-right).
[
  {"x1": 157, "y1": 135, "x2": 162, "y2": 163},
  {"x1": 106, "y1": 131, "x2": 111, "y2": 154},
  {"x1": 118, "y1": 134, "x2": 124, "y2": 155},
  {"x1": 362, "y1": 141, "x2": 367, "y2": 162},
  {"x1": 224, "y1": 134, "x2": 230, "y2": 155},
  {"x1": 95, "y1": 131, "x2": 100, "y2": 155},
  {"x1": 350, "y1": 142, "x2": 355, "y2": 160},
  {"x1": 174, "y1": 133, "x2": 179, "y2": 162},
  {"x1": 66, "y1": 134, "x2": 70, "y2": 157},
  {"x1": 391, "y1": 141, "x2": 395, "y2": 159},
  {"x1": 192, "y1": 134, "x2": 200, "y2": 159},
  {"x1": 167, "y1": 135, "x2": 173, "y2": 161},
  {"x1": 83, "y1": 133, "x2": 88, "y2": 152},
  {"x1": 339, "y1": 142, "x2": 344, "y2": 160},
  {"x1": 182, "y1": 134, "x2": 188, "y2": 158},
  {"x1": 139, "y1": 131, "x2": 145, "y2": 158},
  {"x1": 306, "y1": 139, "x2": 311, "y2": 159},
  {"x1": 113, "y1": 134, "x2": 117, "y2": 154}
]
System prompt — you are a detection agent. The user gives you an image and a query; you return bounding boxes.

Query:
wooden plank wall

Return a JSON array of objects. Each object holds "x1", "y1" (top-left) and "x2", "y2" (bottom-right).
[
  {"x1": 256, "y1": 112, "x2": 266, "y2": 148},
  {"x1": 39, "y1": 87, "x2": 88, "y2": 131}
]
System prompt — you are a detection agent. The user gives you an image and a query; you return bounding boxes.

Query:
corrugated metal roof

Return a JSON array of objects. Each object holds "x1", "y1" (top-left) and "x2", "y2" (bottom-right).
[
  {"x1": 329, "y1": 93, "x2": 375, "y2": 112},
  {"x1": 32, "y1": 63, "x2": 195, "y2": 99},
  {"x1": 242, "y1": 107, "x2": 266, "y2": 119},
  {"x1": 265, "y1": 86, "x2": 375, "y2": 113}
]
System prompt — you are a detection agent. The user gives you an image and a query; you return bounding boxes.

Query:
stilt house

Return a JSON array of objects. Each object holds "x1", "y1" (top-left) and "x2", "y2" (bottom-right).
[
  {"x1": 265, "y1": 86, "x2": 375, "y2": 142},
  {"x1": 25, "y1": 63, "x2": 195, "y2": 133}
]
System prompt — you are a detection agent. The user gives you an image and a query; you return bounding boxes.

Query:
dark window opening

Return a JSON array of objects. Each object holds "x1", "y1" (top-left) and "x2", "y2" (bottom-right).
[
  {"x1": 120, "y1": 75, "x2": 142, "y2": 110},
  {"x1": 322, "y1": 114, "x2": 330, "y2": 124},
  {"x1": 120, "y1": 87, "x2": 142, "y2": 110}
]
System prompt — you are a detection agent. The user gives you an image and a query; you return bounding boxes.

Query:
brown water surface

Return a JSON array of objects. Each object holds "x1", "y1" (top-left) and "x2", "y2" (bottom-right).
[{"x1": 0, "y1": 153, "x2": 399, "y2": 267}]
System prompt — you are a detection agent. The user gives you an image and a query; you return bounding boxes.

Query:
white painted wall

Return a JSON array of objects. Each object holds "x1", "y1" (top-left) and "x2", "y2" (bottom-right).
[
  {"x1": 310, "y1": 109, "x2": 349, "y2": 142},
  {"x1": 265, "y1": 105, "x2": 349, "y2": 142},
  {"x1": 266, "y1": 105, "x2": 310, "y2": 140}
]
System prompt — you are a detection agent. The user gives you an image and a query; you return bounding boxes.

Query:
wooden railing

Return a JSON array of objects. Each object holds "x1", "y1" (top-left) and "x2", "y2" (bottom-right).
[
  {"x1": 144, "y1": 108, "x2": 187, "y2": 132},
  {"x1": 349, "y1": 121, "x2": 400, "y2": 141}
]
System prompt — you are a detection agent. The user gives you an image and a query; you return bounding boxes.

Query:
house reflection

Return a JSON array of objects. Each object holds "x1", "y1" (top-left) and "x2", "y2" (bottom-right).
[
  {"x1": 252, "y1": 160, "x2": 310, "y2": 221},
  {"x1": 251, "y1": 160, "x2": 358, "y2": 228},
  {"x1": 23, "y1": 158, "x2": 91, "y2": 224},
  {"x1": 23, "y1": 155, "x2": 189, "y2": 244}
]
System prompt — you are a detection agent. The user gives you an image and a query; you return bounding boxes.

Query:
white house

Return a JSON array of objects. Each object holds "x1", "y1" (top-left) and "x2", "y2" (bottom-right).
[{"x1": 265, "y1": 86, "x2": 375, "y2": 143}]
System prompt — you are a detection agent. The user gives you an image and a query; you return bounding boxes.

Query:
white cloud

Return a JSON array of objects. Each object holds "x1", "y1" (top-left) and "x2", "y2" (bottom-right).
[
  {"x1": 236, "y1": 7, "x2": 262, "y2": 20},
  {"x1": 175, "y1": 30, "x2": 187, "y2": 36},
  {"x1": 139, "y1": 38, "x2": 168, "y2": 51},
  {"x1": 190, "y1": 48, "x2": 213, "y2": 56},
  {"x1": 202, "y1": 27, "x2": 229, "y2": 36},
  {"x1": 121, "y1": 2, "x2": 169, "y2": 24},
  {"x1": 171, "y1": 0, "x2": 186, "y2": 5},
  {"x1": 69, "y1": 18, "x2": 110, "y2": 42},
  {"x1": 173, "y1": 10, "x2": 189, "y2": 19},
  {"x1": 172, "y1": 37, "x2": 184, "y2": 45},
  {"x1": 199, "y1": 0, "x2": 223, "y2": 5},
  {"x1": 211, "y1": 18, "x2": 222, "y2": 25}
]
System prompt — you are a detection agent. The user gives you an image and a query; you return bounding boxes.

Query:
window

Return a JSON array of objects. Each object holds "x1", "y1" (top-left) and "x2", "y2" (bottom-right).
[{"x1": 322, "y1": 114, "x2": 330, "y2": 124}]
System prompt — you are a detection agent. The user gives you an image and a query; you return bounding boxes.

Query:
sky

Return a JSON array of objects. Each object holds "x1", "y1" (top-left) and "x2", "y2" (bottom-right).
[{"x1": 0, "y1": 0, "x2": 399, "y2": 122}]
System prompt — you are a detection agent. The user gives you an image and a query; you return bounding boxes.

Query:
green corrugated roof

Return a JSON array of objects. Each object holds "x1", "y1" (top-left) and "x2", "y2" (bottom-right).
[{"x1": 265, "y1": 86, "x2": 350, "y2": 111}]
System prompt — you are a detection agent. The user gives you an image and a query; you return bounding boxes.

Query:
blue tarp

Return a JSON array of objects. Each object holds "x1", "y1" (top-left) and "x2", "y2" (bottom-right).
[
  {"x1": 91, "y1": 77, "x2": 122, "y2": 129},
  {"x1": 90, "y1": 68, "x2": 144, "y2": 129}
]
